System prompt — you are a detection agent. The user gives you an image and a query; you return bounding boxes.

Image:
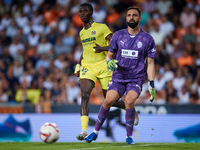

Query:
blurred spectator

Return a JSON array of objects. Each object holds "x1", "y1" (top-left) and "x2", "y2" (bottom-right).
[
  {"x1": 154, "y1": 89, "x2": 167, "y2": 105},
  {"x1": 16, "y1": 11, "x2": 28, "y2": 28},
  {"x1": 19, "y1": 71, "x2": 33, "y2": 88},
  {"x1": 43, "y1": 89, "x2": 52, "y2": 113},
  {"x1": 149, "y1": 23, "x2": 166, "y2": 46},
  {"x1": 0, "y1": 29, "x2": 11, "y2": 45},
  {"x1": 54, "y1": 35, "x2": 71, "y2": 55},
  {"x1": 163, "y1": 62, "x2": 174, "y2": 82},
  {"x1": 154, "y1": 72, "x2": 166, "y2": 92},
  {"x1": 106, "y1": 6, "x2": 120, "y2": 25},
  {"x1": 46, "y1": 27, "x2": 58, "y2": 44},
  {"x1": 54, "y1": 54, "x2": 66, "y2": 70},
  {"x1": 178, "y1": 86, "x2": 190, "y2": 104},
  {"x1": 172, "y1": 68, "x2": 186, "y2": 92},
  {"x1": 142, "y1": 0, "x2": 156, "y2": 15},
  {"x1": 159, "y1": 15, "x2": 175, "y2": 36},
  {"x1": 0, "y1": 13, "x2": 12, "y2": 30},
  {"x1": 0, "y1": 46, "x2": 13, "y2": 66},
  {"x1": 66, "y1": 78, "x2": 80, "y2": 105},
  {"x1": 43, "y1": 75, "x2": 53, "y2": 90},
  {"x1": 180, "y1": 6, "x2": 196, "y2": 28},
  {"x1": 0, "y1": 87, "x2": 8, "y2": 103},
  {"x1": 8, "y1": 37, "x2": 25, "y2": 59},
  {"x1": 73, "y1": 44, "x2": 82, "y2": 63},
  {"x1": 27, "y1": 30, "x2": 40, "y2": 47},
  {"x1": 37, "y1": 36, "x2": 52, "y2": 55},
  {"x1": 13, "y1": 59, "x2": 23, "y2": 78},
  {"x1": 31, "y1": 10, "x2": 43, "y2": 25},
  {"x1": 0, "y1": 59, "x2": 7, "y2": 73},
  {"x1": 156, "y1": 0, "x2": 172, "y2": 15},
  {"x1": 93, "y1": 2, "x2": 106, "y2": 23},
  {"x1": 183, "y1": 26, "x2": 196, "y2": 44},
  {"x1": 5, "y1": 20, "x2": 17, "y2": 39},
  {"x1": 162, "y1": 36, "x2": 174, "y2": 55},
  {"x1": 35, "y1": 53, "x2": 49, "y2": 70},
  {"x1": 166, "y1": 80, "x2": 177, "y2": 103},
  {"x1": 177, "y1": 50, "x2": 193, "y2": 67}
]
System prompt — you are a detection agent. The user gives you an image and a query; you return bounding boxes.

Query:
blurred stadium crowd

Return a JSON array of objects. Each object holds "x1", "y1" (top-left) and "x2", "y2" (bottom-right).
[{"x1": 0, "y1": 0, "x2": 200, "y2": 112}]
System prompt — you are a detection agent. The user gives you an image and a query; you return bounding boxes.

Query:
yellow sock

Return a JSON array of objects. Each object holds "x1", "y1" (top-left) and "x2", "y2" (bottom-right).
[{"x1": 80, "y1": 116, "x2": 89, "y2": 131}]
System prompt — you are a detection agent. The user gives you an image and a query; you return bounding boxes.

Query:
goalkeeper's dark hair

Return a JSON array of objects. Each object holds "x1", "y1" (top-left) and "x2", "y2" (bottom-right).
[
  {"x1": 80, "y1": 3, "x2": 93, "y2": 12},
  {"x1": 126, "y1": 6, "x2": 141, "y2": 16}
]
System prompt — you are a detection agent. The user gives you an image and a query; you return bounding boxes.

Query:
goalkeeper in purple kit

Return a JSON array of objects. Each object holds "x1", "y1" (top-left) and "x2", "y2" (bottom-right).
[{"x1": 84, "y1": 6, "x2": 156, "y2": 145}]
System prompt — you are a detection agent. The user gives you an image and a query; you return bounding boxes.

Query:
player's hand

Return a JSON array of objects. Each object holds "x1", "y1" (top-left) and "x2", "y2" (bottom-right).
[
  {"x1": 107, "y1": 59, "x2": 118, "y2": 71},
  {"x1": 93, "y1": 43, "x2": 103, "y2": 53},
  {"x1": 74, "y1": 64, "x2": 81, "y2": 77},
  {"x1": 148, "y1": 81, "x2": 156, "y2": 102}
]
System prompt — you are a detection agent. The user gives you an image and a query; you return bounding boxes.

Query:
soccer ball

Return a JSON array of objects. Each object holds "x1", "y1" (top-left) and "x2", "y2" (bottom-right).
[{"x1": 39, "y1": 122, "x2": 60, "y2": 143}]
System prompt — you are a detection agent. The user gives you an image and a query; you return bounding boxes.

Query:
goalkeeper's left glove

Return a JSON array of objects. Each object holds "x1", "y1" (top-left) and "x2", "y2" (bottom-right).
[
  {"x1": 107, "y1": 59, "x2": 118, "y2": 71},
  {"x1": 148, "y1": 81, "x2": 156, "y2": 102}
]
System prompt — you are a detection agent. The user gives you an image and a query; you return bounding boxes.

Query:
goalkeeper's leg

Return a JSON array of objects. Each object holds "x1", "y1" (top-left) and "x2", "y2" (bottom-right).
[{"x1": 112, "y1": 96, "x2": 139, "y2": 126}]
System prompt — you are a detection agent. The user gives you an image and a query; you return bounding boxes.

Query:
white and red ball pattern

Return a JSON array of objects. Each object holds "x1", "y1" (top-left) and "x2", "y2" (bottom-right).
[{"x1": 40, "y1": 122, "x2": 60, "y2": 143}]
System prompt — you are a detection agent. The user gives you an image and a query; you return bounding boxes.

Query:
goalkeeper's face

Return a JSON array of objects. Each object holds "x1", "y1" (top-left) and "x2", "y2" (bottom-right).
[
  {"x1": 79, "y1": 6, "x2": 93, "y2": 23},
  {"x1": 126, "y1": 9, "x2": 141, "y2": 29}
]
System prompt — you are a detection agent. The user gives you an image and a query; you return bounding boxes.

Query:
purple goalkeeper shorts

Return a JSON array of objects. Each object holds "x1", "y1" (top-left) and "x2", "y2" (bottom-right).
[{"x1": 107, "y1": 80, "x2": 145, "y2": 97}]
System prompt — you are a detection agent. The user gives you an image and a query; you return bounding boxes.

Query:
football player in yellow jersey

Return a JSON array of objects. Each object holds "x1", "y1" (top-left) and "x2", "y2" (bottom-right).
[{"x1": 74, "y1": 3, "x2": 138, "y2": 141}]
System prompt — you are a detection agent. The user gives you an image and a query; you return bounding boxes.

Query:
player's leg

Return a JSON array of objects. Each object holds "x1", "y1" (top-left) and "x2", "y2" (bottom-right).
[
  {"x1": 85, "y1": 81, "x2": 125, "y2": 143},
  {"x1": 84, "y1": 90, "x2": 120, "y2": 143},
  {"x1": 101, "y1": 77, "x2": 139, "y2": 125},
  {"x1": 76, "y1": 78, "x2": 95, "y2": 140},
  {"x1": 124, "y1": 81, "x2": 143, "y2": 144},
  {"x1": 125, "y1": 90, "x2": 138, "y2": 145},
  {"x1": 119, "y1": 95, "x2": 139, "y2": 125}
]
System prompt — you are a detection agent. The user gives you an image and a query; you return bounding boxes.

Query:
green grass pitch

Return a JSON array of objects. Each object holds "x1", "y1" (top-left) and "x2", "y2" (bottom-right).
[{"x1": 0, "y1": 142, "x2": 199, "y2": 150}]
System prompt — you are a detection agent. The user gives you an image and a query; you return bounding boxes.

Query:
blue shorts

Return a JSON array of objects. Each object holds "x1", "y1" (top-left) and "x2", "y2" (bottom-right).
[{"x1": 107, "y1": 80, "x2": 145, "y2": 98}]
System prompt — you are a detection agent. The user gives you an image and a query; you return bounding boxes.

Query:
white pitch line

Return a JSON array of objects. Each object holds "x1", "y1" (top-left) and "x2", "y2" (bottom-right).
[{"x1": 68, "y1": 143, "x2": 166, "y2": 150}]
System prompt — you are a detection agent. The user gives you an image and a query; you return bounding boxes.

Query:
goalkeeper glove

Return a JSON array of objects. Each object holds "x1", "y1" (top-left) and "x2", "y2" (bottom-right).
[
  {"x1": 107, "y1": 59, "x2": 118, "y2": 71},
  {"x1": 148, "y1": 81, "x2": 156, "y2": 102},
  {"x1": 74, "y1": 64, "x2": 81, "y2": 74}
]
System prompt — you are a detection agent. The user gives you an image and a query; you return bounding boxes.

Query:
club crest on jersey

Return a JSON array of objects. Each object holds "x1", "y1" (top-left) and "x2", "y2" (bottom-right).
[
  {"x1": 91, "y1": 31, "x2": 96, "y2": 35},
  {"x1": 137, "y1": 42, "x2": 142, "y2": 48}
]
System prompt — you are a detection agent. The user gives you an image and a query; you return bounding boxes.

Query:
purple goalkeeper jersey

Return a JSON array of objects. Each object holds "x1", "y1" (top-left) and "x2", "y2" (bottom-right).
[{"x1": 108, "y1": 28, "x2": 157, "y2": 82}]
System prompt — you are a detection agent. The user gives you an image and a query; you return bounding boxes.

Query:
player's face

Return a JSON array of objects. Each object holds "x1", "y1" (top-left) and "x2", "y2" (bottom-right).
[
  {"x1": 126, "y1": 9, "x2": 141, "y2": 29},
  {"x1": 79, "y1": 6, "x2": 92, "y2": 23}
]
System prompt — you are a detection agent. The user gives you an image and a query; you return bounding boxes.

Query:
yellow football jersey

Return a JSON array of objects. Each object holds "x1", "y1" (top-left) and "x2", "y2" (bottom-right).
[{"x1": 80, "y1": 22, "x2": 112, "y2": 69}]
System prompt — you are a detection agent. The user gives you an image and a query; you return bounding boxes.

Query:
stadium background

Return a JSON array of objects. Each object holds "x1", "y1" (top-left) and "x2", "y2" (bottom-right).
[{"x1": 0, "y1": 0, "x2": 200, "y2": 143}]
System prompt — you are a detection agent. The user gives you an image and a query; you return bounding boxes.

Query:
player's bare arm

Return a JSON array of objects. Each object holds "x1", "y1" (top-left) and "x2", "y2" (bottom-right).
[
  {"x1": 93, "y1": 34, "x2": 113, "y2": 53},
  {"x1": 147, "y1": 57, "x2": 155, "y2": 81},
  {"x1": 147, "y1": 57, "x2": 156, "y2": 102}
]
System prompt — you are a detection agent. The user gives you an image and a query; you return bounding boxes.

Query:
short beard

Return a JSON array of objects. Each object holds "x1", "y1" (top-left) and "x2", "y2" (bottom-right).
[{"x1": 127, "y1": 21, "x2": 139, "y2": 29}]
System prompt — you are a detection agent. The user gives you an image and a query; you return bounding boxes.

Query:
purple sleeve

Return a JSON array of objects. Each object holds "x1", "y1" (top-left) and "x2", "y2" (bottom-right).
[
  {"x1": 147, "y1": 36, "x2": 157, "y2": 58},
  {"x1": 108, "y1": 32, "x2": 118, "y2": 53}
]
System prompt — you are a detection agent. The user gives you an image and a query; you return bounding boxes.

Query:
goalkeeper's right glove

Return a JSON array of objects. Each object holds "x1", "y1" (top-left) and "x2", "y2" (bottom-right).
[
  {"x1": 107, "y1": 59, "x2": 118, "y2": 71},
  {"x1": 148, "y1": 81, "x2": 156, "y2": 102},
  {"x1": 74, "y1": 64, "x2": 81, "y2": 75}
]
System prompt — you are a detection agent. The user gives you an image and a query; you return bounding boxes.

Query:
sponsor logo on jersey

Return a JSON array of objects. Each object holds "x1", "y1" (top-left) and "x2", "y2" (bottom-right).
[
  {"x1": 81, "y1": 37, "x2": 96, "y2": 43},
  {"x1": 137, "y1": 42, "x2": 142, "y2": 48},
  {"x1": 120, "y1": 40, "x2": 125, "y2": 45},
  {"x1": 136, "y1": 84, "x2": 141, "y2": 92},
  {"x1": 151, "y1": 48, "x2": 156, "y2": 52},
  {"x1": 121, "y1": 49, "x2": 138, "y2": 59},
  {"x1": 91, "y1": 31, "x2": 96, "y2": 35}
]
